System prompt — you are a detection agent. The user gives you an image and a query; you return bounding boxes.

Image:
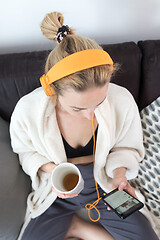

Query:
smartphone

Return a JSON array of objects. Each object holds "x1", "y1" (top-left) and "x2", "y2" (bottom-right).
[{"x1": 102, "y1": 188, "x2": 144, "y2": 219}]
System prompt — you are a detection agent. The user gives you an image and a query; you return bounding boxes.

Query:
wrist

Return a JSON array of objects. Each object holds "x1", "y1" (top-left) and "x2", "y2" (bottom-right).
[
  {"x1": 113, "y1": 167, "x2": 127, "y2": 178},
  {"x1": 40, "y1": 162, "x2": 57, "y2": 174}
]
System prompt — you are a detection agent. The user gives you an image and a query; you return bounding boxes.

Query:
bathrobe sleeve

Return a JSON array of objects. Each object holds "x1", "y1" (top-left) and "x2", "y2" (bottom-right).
[
  {"x1": 105, "y1": 86, "x2": 145, "y2": 180},
  {"x1": 10, "y1": 94, "x2": 51, "y2": 190}
]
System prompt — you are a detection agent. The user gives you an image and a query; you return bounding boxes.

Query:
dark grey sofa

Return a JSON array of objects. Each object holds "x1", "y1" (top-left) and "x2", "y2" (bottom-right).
[{"x1": 0, "y1": 40, "x2": 160, "y2": 240}]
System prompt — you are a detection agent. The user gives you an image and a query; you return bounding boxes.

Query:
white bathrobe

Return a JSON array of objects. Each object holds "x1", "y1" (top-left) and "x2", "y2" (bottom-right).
[{"x1": 10, "y1": 83, "x2": 146, "y2": 238}]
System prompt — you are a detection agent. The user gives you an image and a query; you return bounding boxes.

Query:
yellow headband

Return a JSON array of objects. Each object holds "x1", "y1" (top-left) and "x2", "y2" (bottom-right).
[{"x1": 40, "y1": 49, "x2": 113, "y2": 96}]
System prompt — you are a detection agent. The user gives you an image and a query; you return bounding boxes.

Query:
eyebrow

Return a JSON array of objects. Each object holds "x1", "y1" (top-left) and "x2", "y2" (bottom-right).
[{"x1": 70, "y1": 96, "x2": 106, "y2": 110}]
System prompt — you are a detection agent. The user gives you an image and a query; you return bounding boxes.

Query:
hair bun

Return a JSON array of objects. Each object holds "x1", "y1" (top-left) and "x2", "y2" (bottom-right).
[
  {"x1": 41, "y1": 11, "x2": 74, "y2": 43},
  {"x1": 41, "y1": 12, "x2": 64, "y2": 42}
]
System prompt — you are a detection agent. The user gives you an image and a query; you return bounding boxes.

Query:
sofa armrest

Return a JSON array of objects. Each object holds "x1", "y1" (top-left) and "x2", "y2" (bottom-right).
[{"x1": 0, "y1": 116, "x2": 31, "y2": 240}]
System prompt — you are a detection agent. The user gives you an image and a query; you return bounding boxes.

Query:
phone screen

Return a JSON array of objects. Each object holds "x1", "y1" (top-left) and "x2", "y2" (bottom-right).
[{"x1": 102, "y1": 189, "x2": 144, "y2": 218}]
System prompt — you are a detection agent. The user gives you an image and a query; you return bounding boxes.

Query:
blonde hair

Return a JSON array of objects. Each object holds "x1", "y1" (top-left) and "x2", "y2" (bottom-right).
[{"x1": 41, "y1": 12, "x2": 116, "y2": 95}]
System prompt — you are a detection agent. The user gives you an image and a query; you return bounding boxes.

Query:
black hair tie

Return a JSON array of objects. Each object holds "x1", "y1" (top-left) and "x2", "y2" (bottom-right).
[{"x1": 56, "y1": 25, "x2": 70, "y2": 43}]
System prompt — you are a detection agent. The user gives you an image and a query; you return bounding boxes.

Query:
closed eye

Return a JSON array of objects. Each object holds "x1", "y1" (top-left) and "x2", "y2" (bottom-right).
[
  {"x1": 71, "y1": 96, "x2": 106, "y2": 112},
  {"x1": 72, "y1": 108, "x2": 81, "y2": 112}
]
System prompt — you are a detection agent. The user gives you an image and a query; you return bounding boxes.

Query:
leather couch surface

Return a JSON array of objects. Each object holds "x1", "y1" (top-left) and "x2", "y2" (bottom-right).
[
  {"x1": 138, "y1": 40, "x2": 160, "y2": 110},
  {"x1": 0, "y1": 51, "x2": 48, "y2": 121},
  {"x1": 102, "y1": 41, "x2": 142, "y2": 104}
]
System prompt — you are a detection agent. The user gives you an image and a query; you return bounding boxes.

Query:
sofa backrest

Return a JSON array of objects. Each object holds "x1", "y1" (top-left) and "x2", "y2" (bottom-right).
[
  {"x1": 0, "y1": 51, "x2": 48, "y2": 121},
  {"x1": 102, "y1": 42, "x2": 142, "y2": 104},
  {"x1": 138, "y1": 40, "x2": 160, "y2": 110}
]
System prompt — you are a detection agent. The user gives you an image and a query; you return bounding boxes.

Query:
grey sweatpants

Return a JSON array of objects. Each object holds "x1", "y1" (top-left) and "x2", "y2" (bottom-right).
[{"x1": 22, "y1": 163, "x2": 158, "y2": 240}]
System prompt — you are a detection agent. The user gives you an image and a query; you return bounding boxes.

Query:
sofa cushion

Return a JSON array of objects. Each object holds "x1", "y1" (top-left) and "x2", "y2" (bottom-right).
[
  {"x1": 130, "y1": 96, "x2": 160, "y2": 219},
  {"x1": 0, "y1": 116, "x2": 31, "y2": 240},
  {"x1": 138, "y1": 40, "x2": 160, "y2": 111}
]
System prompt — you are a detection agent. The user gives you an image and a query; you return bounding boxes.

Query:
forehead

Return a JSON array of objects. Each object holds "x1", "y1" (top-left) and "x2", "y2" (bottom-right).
[{"x1": 60, "y1": 84, "x2": 108, "y2": 108}]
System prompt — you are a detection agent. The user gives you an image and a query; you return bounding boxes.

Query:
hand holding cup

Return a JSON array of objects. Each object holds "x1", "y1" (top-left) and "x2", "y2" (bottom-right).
[{"x1": 51, "y1": 163, "x2": 84, "y2": 198}]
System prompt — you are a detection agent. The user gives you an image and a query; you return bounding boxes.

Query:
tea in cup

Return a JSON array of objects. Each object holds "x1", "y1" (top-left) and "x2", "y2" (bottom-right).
[{"x1": 51, "y1": 162, "x2": 84, "y2": 194}]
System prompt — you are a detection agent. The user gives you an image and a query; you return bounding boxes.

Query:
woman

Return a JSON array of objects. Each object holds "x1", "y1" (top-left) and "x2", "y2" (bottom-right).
[{"x1": 10, "y1": 12, "x2": 158, "y2": 240}]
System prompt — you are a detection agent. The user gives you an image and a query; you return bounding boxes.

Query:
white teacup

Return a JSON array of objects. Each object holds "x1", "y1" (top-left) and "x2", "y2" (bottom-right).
[{"x1": 51, "y1": 162, "x2": 84, "y2": 194}]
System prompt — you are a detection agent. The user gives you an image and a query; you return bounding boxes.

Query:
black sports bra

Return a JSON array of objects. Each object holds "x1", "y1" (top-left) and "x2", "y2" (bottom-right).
[{"x1": 62, "y1": 126, "x2": 98, "y2": 158}]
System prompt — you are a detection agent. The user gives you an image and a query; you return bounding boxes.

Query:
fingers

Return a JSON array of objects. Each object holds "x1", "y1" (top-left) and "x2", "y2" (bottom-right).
[
  {"x1": 112, "y1": 176, "x2": 127, "y2": 190},
  {"x1": 104, "y1": 202, "x2": 111, "y2": 211},
  {"x1": 118, "y1": 182, "x2": 137, "y2": 198},
  {"x1": 52, "y1": 187, "x2": 78, "y2": 199},
  {"x1": 124, "y1": 184, "x2": 137, "y2": 198},
  {"x1": 112, "y1": 182, "x2": 126, "y2": 191},
  {"x1": 112, "y1": 177, "x2": 137, "y2": 198},
  {"x1": 118, "y1": 181, "x2": 127, "y2": 191},
  {"x1": 58, "y1": 193, "x2": 78, "y2": 199}
]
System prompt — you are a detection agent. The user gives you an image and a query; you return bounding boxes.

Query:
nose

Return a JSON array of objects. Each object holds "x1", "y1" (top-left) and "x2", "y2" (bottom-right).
[{"x1": 83, "y1": 109, "x2": 95, "y2": 120}]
